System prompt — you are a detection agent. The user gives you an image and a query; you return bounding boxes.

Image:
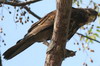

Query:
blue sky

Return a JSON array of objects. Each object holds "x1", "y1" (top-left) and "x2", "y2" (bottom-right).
[{"x1": 1, "y1": 0, "x2": 100, "y2": 66}]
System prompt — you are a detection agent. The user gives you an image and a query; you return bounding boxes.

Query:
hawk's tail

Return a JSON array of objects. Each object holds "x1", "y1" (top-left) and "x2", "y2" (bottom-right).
[{"x1": 3, "y1": 35, "x2": 36, "y2": 60}]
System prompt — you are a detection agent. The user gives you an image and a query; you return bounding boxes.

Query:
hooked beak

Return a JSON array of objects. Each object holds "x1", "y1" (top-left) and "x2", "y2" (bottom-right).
[
  {"x1": 93, "y1": 11, "x2": 98, "y2": 22},
  {"x1": 93, "y1": 16, "x2": 97, "y2": 22}
]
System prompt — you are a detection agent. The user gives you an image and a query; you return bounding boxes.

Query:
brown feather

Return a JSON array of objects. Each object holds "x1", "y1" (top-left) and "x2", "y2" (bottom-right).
[{"x1": 3, "y1": 8, "x2": 98, "y2": 60}]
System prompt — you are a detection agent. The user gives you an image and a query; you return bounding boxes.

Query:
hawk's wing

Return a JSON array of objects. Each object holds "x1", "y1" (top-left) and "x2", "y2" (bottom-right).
[
  {"x1": 3, "y1": 8, "x2": 98, "y2": 60},
  {"x1": 3, "y1": 10, "x2": 56, "y2": 60},
  {"x1": 26, "y1": 10, "x2": 56, "y2": 36}
]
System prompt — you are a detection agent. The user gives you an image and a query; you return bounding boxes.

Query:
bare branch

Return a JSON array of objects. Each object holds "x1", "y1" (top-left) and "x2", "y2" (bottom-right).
[
  {"x1": 76, "y1": 32, "x2": 100, "y2": 43},
  {"x1": 0, "y1": 0, "x2": 41, "y2": 19},
  {"x1": 22, "y1": 6, "x2": 41, "y2": 19},
  {"x1": 64, "y1": 49, "x2": 76, "y2": 58},
  {"x1": 0, "y1": 0, "x2": 41, "y2": 6}
]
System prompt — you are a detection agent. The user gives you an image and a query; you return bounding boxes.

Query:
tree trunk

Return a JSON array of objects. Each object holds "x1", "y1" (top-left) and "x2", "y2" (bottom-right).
[{"x1": 45, "y1": 0, "x2": 72, "y2": 66}]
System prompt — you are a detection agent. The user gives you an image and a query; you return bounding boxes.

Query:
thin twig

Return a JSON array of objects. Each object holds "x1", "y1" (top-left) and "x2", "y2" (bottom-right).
[
  {"x1": 0, "y1": 0, "x2": 41, "y2": 19},
  {"x1": 22, "y1": 6, "x2": 41, "y2": 19},
  {"x1": 0, "y1": 0, "x2": 41, "y2": 6},
  {"x1": 76, "y1": 32, "x2": 100, "y2": 43}
]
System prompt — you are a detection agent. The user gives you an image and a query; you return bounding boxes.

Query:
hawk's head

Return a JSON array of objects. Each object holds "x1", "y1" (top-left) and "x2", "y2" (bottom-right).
[
  {"x1": 85, "y1": 8, "x2": 98, "y2": 22},
  {"x1": 71, "y1": 8, "x2": 98, "y2": 26}
]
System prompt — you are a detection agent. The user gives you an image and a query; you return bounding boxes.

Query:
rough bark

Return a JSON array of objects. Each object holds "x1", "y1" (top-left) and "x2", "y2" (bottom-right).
[{"x1": 45, "y1": 0, "x2": 72, "y2": 66}]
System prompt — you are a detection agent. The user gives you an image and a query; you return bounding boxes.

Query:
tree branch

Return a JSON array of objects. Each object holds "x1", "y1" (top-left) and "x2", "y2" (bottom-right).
[
  {"x1": 76, "y1": 32, "x2": 100, "y2": 43},
  {"x1": 0, "y1": 0, "x2": 41, "y2": 19},
  {"x1": 0, "y1": 0, "x2": 41, "y2": 6},
  {"x1": 64, "y1": 49, "x2": 76, "y2": 58},
  {"x1": 22, "y1": 6, "x2": 41, "y2": 19},
  {"x1": 45, "y1": 0, "x2": 72, "y2": 66}
]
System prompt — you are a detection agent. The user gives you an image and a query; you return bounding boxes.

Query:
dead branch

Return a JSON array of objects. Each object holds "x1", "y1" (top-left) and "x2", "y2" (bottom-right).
[
  {"x1": 0, "y1": 0, "x2": 41, "y2": 6},
  {"x1": 22, "y1": 6, "x2": 41, "y2": 19},
  {"x1": 64, "y1": 49, "x2": 76, "y2": 58}
]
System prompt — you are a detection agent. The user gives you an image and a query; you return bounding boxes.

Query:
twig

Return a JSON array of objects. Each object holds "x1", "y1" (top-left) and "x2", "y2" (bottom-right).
[
  {"x1": 76, "y1": 32, "x2": 100, "y2": 43},
  {"x1": 0, "y1": 0, "x2": 41, "y2": 6},
  {"x1": 0, "y1": 0, "x2": 41, "y2": 19},
  {"x1": 22, "y1": 6, "x2": 41, "y2": 19}
]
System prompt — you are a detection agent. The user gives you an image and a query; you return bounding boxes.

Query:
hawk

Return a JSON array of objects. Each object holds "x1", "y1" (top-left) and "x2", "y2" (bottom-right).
[{"x1": 3, "y1": 7, "x2": 98, "y2": 60}]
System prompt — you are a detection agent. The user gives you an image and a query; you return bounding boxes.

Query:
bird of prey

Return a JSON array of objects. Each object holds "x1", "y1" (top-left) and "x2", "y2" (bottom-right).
[{"x1": 3, "y1": 7, "x2": 98, "y2": 60}]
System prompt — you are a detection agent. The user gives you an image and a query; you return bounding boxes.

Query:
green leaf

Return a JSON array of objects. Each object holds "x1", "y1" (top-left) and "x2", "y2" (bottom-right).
[
  {"x1": 96, "y1": 29, "x2": 100, "y2": 32},
  {"x1": 90, "y1": 40, "x2": 93, "y2": 43},
  {"x1": 97, "y1": 26, "x2": 100, "y2": 28},
  {"x1": 90, "y1": 35, "x2": 96, "y2": 39},
  {"x1": 85, "y1": 38, "x2": 88, "y2": 43},
  {"x1": 93, "y1": 33, "x2": 99, "y2": 37},
  {"x1": 88, "y1": 28, "x2": 92, "y2": 33},
  {"x1": 98, "y1": 12, "x2": 100, "y2": 16}
]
